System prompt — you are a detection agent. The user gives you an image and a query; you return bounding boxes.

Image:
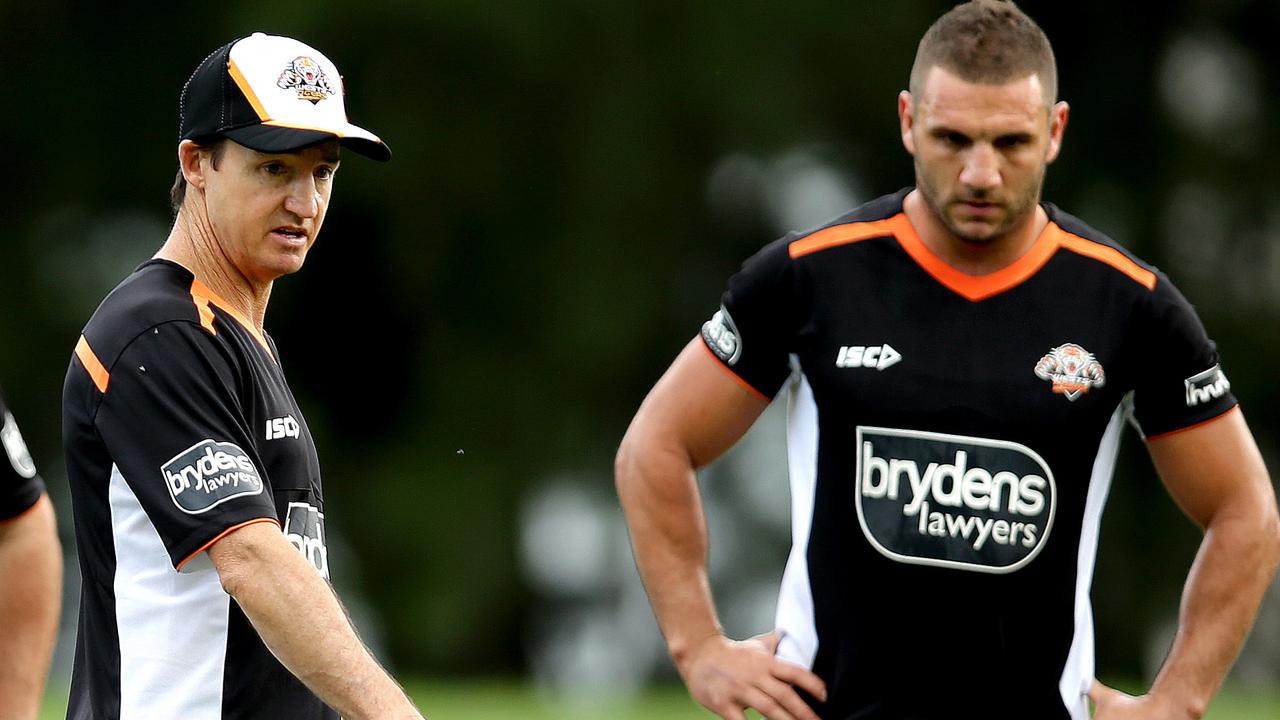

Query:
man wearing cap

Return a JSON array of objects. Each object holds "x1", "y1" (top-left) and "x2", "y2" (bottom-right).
[
  {"x1": 63, "y1": 33, "x2": 421, "y2": 719},
  {"x1": 0, "y1": 386, "x2": 61, "y2": 720}
]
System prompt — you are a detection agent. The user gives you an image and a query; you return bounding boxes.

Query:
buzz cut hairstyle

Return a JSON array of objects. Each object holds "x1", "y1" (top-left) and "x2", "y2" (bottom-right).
[{"x1": 909, "y1": 0, "x2": 1058, "y2": 105}]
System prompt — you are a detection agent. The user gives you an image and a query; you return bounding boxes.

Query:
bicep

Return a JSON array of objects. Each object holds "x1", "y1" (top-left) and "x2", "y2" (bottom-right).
[
  {"x1": 623, "y1": 337, "x2": 772, "y2": 472},
  {"x1": 1147, "y1": 408, "x2": 1274, "y2": 529}
]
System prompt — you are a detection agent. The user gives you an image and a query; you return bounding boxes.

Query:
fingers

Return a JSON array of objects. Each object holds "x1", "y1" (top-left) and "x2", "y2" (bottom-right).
[
  {"x1": 771, "y1": 658, "x2": 828, "y2": 703},
  {"x1": 758, "y1": 675, "x2": 822, "y2": 720},
  {"x1": 739, "y1": 684, "x2": 805, "y2": 720}
]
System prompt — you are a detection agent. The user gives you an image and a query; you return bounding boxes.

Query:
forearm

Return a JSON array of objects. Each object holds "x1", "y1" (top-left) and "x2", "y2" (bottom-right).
[
  {"x1": 215, "y1": 528, "x2": 422, "y2": 720},
  {"x1": 0, "y1": 496, "x2": 62, "y2": 720},
  {"x1": 1150, "y1": 506, "x2": 1280, "y2": 717},
  {"x1": 616, "y1": 436, "x2": 723, "y2": 665}
]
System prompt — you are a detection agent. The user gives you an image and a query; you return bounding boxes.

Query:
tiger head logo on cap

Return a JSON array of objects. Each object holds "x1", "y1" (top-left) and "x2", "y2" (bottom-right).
[{"x1": 277, "y1": 56, "x2": 335, "y2": 104}]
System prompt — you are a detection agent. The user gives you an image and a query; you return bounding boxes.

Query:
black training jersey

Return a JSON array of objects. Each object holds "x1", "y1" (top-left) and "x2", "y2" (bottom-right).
[
  {"x1": 700, "y1": 189, "x2": 1236, "y2": 720},
  {"x1": 1, "y1": 386, "x2": 45, "y2": 522},
  {"x1": 63, "y1": 259, "x2": 336, "y2": 720}
]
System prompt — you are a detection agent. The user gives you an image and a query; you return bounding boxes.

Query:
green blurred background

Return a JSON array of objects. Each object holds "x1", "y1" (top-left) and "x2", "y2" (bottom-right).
[{"x1": 3, "y1": 0, "x2": 1279, "y2": 715}]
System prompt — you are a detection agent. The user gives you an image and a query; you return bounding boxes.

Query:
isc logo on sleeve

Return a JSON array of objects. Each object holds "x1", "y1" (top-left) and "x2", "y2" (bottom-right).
[
  {"x1": 265, "y1": 415, "x2": 301, "y2": 440},
  {"x1": 855, "y1": 426, "x2": 1056, "y2": 574},
  {"x1": 160, "y1": 439, "x2": 265, "y2": 514}
]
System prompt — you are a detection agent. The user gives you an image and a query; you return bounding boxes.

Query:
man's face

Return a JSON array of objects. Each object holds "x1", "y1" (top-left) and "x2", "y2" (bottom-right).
[
  {"x1": 199, "y1": 140, "x2": 340, "y2": 284},
  {"x1": 900, "y1": 66, "x2": 1067, "y2": 245}
]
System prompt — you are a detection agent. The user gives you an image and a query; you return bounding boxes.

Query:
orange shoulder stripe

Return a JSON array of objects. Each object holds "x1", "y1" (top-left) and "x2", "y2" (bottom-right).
[
  {"x1": 788, "y1": 218, "x2": 897, "y2": 259},
  {"x1": 1058, "y1": 233, "x2": 1157, "y2": 290},
  {"x1": 75, "y1": 335, "x2": 110, "y2": 393},
  {"x1": 189, "y1": 279, "x2": 276, "y2": 360},
  {"x1": 175, "y1": 517, "x2": 282, "y2": 571}
]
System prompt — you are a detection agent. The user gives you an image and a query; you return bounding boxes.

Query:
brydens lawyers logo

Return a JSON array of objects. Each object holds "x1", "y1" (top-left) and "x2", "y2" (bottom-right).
[
  {"x1": 702, "y1": 306, "x2": 742, "y2": 365},
  {"x1": 856, "y1": 426, "x2": 1056, "y2": 574},
  {"x1": 277, "y1": 56, "x2": 335, "y2": 104},
  {"x1": 161, "y1": 439, "x2": 264, "y2": 514},
  {"x1": 1034, "y1": 343, "x2": 1105, "y2": 401}
]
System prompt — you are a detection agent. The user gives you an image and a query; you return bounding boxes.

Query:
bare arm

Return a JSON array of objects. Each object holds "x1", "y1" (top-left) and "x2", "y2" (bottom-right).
[
  {"x1": 616, "y1": 339, "x2": 826, "y2": 720},
  {"x1": 0, "y1": 495, "x2": 62, "y2": 720},
  {"x1": 1091, "y1": 408, "x2": 1280, "y2": 719},
  {"x1": 209, "y1": 522, "x2": 425, "y2": 720}
]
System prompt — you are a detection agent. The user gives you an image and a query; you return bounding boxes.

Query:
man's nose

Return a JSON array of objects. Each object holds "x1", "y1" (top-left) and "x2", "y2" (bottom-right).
[
  {"x1": 284, "y1": 177, "x2": 320, "y2": 218},
  {"x1": 959, "y1": 144, "x2": 1000, "y2": 191}
]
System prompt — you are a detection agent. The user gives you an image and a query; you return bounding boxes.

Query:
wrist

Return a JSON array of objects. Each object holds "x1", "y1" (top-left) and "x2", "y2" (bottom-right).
[
  {"x1": 1148, "y1": 682, "x2": 1208, "y2": 720},
  {"x1": 668, "y1": 629, "x2": 724, "y2": 672}
]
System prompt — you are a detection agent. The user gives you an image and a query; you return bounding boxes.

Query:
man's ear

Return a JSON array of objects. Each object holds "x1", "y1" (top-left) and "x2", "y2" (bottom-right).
[
  {"x1": 898, "y1": 91, "x2": 917, "y2": 156},
  {"x1": 178, "y1": 140, "x2": 209, "y2": 191},
  {"x1": 1045, "y1": 101, "x2": 1070, "y2": 164}
]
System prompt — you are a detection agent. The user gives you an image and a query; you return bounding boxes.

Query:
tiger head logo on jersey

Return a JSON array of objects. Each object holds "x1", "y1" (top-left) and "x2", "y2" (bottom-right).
[
  {"x1": 277, "y1": 56, "x2": 335, "y2": 104},
  {"x1": 1034, "y1": 343, "x2": 1105, "y2": 401}
]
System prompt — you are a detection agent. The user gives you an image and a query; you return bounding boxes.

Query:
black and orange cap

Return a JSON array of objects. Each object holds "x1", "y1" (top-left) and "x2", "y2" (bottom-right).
[{"x1": 179, "y1": 33, "x2": 390, "y2": 161}]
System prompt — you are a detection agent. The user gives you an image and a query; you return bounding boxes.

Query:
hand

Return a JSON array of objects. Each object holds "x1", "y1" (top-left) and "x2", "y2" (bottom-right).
[
  {"x1": 1088, "y1": 681, "x2": 1199, "y2": 720},
  {"x1": 678, "y1": 631, "x2": 827, "y2": 720}
]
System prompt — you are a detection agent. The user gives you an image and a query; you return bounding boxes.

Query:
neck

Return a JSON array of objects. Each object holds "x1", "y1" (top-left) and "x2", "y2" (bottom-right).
[
  {"x1": 156, "y1": 200, "x2": 272, "y2": 331},
  {"x1": 902, "y1": 189, "x2": 1048, "y2": 276}
]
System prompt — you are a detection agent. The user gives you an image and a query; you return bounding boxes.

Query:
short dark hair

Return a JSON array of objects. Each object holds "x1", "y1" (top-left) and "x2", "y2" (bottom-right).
[
  {"x1": 910, "y1": 0, "x2": 1057, "y2": 104},
  {"x1": 169, "y1": 138, "x2": 228, "y2": 216}
]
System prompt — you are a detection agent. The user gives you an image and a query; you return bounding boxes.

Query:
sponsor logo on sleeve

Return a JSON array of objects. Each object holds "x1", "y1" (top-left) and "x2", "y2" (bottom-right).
[
  {"x1": 1, "y1": 411, "x2": 38, "y2": 479},
  {"x1": 1034, "y1": 343, "x2": 1105, "y2": 401},
  {"x1": 1185, "y1": 365, "x2": 1230, "y2": 407},
  {"x1": 702, "y1": 306, "x2": 743, "y2": 365},
  {"x1": 855, "y1": 426, "x2": 1056, "y2": 574},
  {"x1": 284, "y1": 502, "x2": 330, "y2": 579},
  {"x1": 265, "y1": 414, "x2": 301, "y2": 441},
  {"x1": 160, "y1": 440, "x2": 264, "y2": 514}
]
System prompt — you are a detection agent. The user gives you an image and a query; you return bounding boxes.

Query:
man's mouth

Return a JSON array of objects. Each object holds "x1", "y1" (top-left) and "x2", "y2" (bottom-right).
[{"x1": 272, "y1": 226, "x2": 308, "y2": 242}]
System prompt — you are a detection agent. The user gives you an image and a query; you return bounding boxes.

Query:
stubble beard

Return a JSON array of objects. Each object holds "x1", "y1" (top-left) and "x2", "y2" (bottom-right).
[{"x1": 916, "y1": 160, "x2": 1046, "y2": 247}]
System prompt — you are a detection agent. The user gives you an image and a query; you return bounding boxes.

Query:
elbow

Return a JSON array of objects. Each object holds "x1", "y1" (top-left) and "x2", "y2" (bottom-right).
[{"x1": 615, "y1": 431, "x2": 640, "y2": 502}]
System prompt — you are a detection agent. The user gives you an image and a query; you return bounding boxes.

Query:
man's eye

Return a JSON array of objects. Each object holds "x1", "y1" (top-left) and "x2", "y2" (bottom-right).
[
  {"x1": 315, "y1": 167, "x2": 334, "y2": 180},
  {"x1": 264, "y1": 163, "x2": 286, "y2": 175}
]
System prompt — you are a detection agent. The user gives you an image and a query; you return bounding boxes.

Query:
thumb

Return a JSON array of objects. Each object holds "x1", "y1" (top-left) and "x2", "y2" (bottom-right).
[
  {"x1": 751, "y1": 629, "x2": 783, "y2": 654},
  {"x1": 1088, "y1": 680, "x2": 1125, "y2": 706}
]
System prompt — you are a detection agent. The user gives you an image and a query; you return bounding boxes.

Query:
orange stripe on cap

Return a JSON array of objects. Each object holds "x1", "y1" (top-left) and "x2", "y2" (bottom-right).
[
  {"x1": 176, "y1": 517, "x2": 281, "y2": 571},
  {"x1": 227, "y1": 58, "x2": 271, "y2": 121},
  {"x1": 789, "y1": 218, "x2": 897, "y2": 259},
  {"x1": 75, "y1": 335, "x2": 110, "y2": 393},
  {"x1": 189, "y1": 279, "x2": 276, "y2": 361},
  {"x1": 1058, "y1": 232, "x2": 1158, "y2": 290}
]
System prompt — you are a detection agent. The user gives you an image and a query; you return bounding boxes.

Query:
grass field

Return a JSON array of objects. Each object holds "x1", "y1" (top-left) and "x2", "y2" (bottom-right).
[{"x1": 38, "y1": 678, "x2": 1280, "y2": 718}]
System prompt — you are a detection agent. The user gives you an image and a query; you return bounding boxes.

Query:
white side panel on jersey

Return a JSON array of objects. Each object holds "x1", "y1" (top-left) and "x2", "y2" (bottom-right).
[
  {"x1": 1058, "y1": 403, "x2": 1127, "y2": 719},
  {"x1": 109, "y1": 464, "x2": 229, "y2": 719},
  {"x1": 775, "y1": 374, "x2": 820, "y2": 668}
]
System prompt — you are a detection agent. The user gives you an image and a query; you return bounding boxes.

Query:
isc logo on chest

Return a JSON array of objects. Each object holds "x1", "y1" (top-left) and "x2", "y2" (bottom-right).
[
  {"x1": 836, "y1": 344, "x2": 901, "y2": 370},
  {"x1": 266, "y1": 414, "x2": 301, "y2": 440}
]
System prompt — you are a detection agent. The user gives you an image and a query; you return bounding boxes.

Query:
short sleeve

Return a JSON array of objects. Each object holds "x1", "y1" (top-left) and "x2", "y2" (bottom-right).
[
  {"x1": 0, "y1": 391, "x2": 46, "y2": 522},
  {"x1": 94, "y1": 322, "x2": 278, "y2": 568},
  {"x1": 1130, "y1": 274, "x2": 1237, "y2": 438},
  {"x1": 701, "y1": 238, "x2": 797, "y2": 399}
]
